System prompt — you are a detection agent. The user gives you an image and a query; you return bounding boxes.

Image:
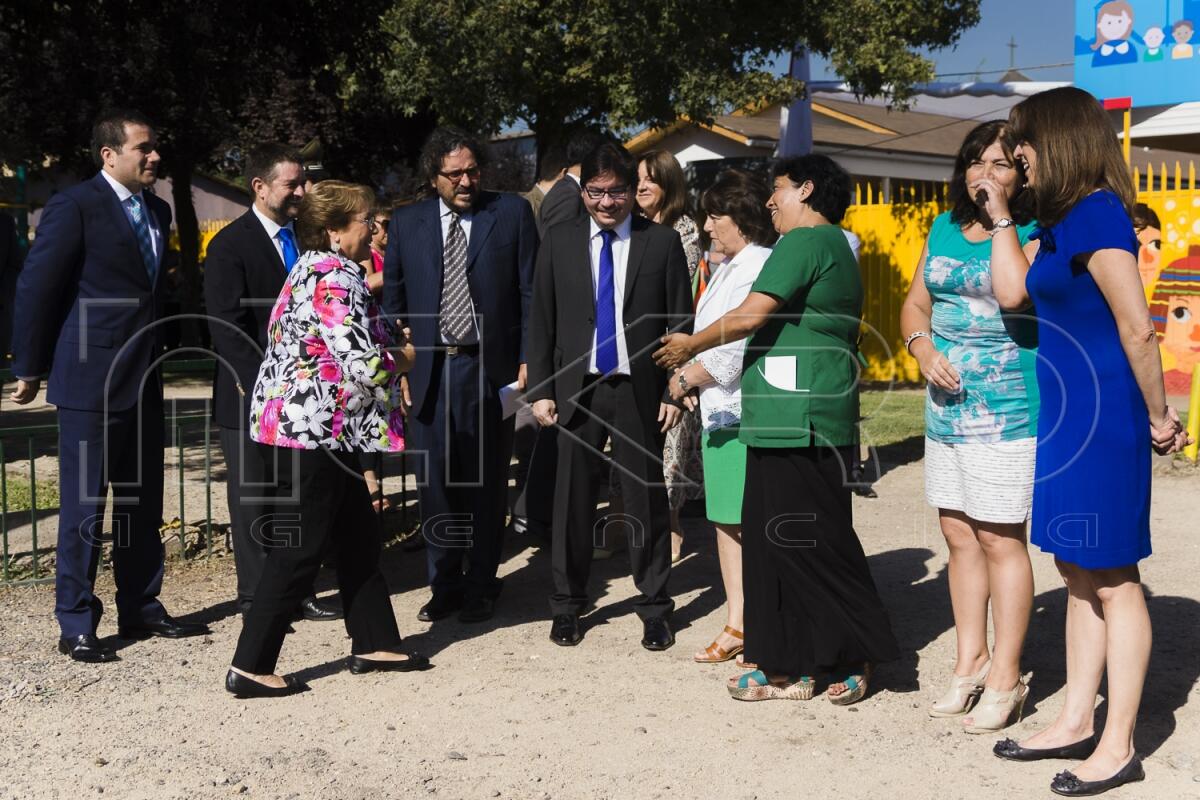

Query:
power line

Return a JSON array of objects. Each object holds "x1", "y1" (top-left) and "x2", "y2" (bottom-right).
[{"x1": 934, "y1": 61, "x2": 1073, "y2": 79}]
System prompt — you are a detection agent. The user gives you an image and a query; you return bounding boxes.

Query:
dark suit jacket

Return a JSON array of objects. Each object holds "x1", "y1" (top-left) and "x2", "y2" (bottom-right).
[
  {"x1": 526, "y1": 214, "x2": 692, "y2": 427},
  {"x1": 382, "y1": 191, "x2": 537, "y2": 417},
  {"x1": 203, "y1": 209, "x2": 288, "y2": 429},
  {"x1": 12, "y1": 173, "x2": 171, "y2": 412},
  {"x1": 537, "y1": 176, "x2": 585, "y2": 235}
]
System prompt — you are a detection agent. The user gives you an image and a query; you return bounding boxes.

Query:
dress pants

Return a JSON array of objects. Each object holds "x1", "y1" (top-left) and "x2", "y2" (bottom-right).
[
  {"x1": 231, "y1": 448, "x2": 402, "y2": 674},
  {"x1": 549, "y1": 376, "x2": 673, "y2": 620},
  {"x1": 218, "y1": 425, "x2": 301, "y2": 613},
  {"x1": 511, "y1": 406, "x2": 556, "y2": 532},
  {"x1": 406, "y1": 349, "x2": 509, "y2": 603},
  {"x1": 55, "y1": 383, "x2": 167, "y2": 637}
]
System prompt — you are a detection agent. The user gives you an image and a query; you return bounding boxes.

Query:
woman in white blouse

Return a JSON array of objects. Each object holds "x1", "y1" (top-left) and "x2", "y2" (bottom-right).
[{"x1": 668, "y1": 170, "x2": 777, "y2": 665}]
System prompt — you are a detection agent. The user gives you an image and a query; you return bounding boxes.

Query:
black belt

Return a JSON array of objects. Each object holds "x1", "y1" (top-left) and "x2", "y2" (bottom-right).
[{"x1": 438, "y1": 343, "x2": 480, "y2": 357}]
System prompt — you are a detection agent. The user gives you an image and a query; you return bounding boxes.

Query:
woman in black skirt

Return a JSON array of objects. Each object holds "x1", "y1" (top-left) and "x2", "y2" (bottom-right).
[{"x1": 655, "y1": 155, "x2": 898, "y2": 704}]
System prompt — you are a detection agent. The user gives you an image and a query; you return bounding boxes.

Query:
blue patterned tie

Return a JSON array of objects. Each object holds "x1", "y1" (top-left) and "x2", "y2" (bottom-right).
[
  {"x1": 277, "y1": 226, "x2": 299, "y2": 272},
  {"x1": 595, "y1": 229, "x2": 618, "y2": 374},
  {"x1": 128, "y1": 195, "x2": 157, "y2": 282}
]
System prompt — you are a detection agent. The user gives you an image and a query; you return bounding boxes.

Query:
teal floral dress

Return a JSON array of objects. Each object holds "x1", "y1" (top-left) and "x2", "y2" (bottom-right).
[{"x1": 924, "y1": 212, "x2": 1040, "y2": 443}]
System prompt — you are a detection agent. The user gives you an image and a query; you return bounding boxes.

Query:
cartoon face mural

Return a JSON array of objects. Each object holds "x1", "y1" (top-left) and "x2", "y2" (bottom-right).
[
  {"x1": 1150, "y1": 245, "x2": 1200, "y2": 393},
  {"x1": 1143, "y1": 25, "x2": 1166, "y2": 61},
  {"x1": 1091, "y1": 0, "x2": 1137, "y2": 65},
  {"x1": 1172, "y1": 19, "x2": 1195, "y2": 58},
  {"x1": 1137, "y1": 224, "x2": 1163, "y2": 288}
]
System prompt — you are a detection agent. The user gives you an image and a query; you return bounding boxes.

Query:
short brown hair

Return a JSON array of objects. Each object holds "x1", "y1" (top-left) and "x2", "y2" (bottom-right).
[
  {"x1": 700, "y1": 170, "x2": 777, "y2": 247},
  {"x1": 638, "y1": 149, "x2": 688, "y2": 227},
  {"x1": 1007, "y1": 87, "x2": 1134, "y2": 228},
  {"x1": 295, "y1": 180, "x2": 375, "y2": 252},
  {"x1": 90, "y1": 109, "x2": 154, "y2": 167}
]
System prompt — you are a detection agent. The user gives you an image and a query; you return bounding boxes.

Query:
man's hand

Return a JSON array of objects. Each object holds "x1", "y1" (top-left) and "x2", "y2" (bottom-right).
[
  {"x1": 653, "y1": 333, "x2": 695, "y2": 371},
  {"x1": 9, "y1": 379, "x2": 39, "y2": 405},
  {"x1": 517, "y1": 363, "x2": 528, "y2": 391},
  {"x1": 658, "y1": 402, "x2": 682, "y2": 433},
  {"x1": 532, "y1": 398, "x2": 558, "y2": 427},
  {"x1": 398, "y1": 375, "x2": 413, "y2": 418}
]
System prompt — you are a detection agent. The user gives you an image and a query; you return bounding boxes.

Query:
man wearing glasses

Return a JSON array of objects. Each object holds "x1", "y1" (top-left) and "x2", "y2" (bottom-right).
[
  {"x1": 527, "y1": 142, "x2": 692, "y2": 650},
  {"x1": 383, "y1": 127, "x2": 537, "y2": 624}
]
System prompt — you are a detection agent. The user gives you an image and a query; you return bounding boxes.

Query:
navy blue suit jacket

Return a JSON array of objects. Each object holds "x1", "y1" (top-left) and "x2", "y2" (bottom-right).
[
  {"x1": 382, "y1": 191, "x2": 537, "y2": 417},
  {"x1": 11, "y1": 173, "x2": 171, "y2": 412}
]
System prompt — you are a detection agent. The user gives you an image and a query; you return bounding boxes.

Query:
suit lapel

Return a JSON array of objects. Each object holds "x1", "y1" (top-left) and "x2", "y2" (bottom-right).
[
  {"x1": 92, "y1": 174, "x2": 151, "y2": 288},
  {"x1": 623, "y1": 217, "x2": 648, "y2": 309},
  {"x1": 465, "y1": 196, "x2": 495, "y2": 273},
  {"x1": 244, "y1": 211, "x2": 287, "y2": 283}
]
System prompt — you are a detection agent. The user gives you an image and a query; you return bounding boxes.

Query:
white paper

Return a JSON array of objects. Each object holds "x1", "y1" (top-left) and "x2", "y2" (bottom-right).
[
  {"x1": 499, "y1": 381, "x2": 524, "y2": 419},
  {"x1": 760, "y1": 355, "x2": 809, "y2": 393}
]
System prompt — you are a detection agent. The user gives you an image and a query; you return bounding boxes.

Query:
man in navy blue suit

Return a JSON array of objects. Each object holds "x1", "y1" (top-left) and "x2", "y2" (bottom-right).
[
  {"x1": 384, "y1": 127, "x2": 537, "y2": 624},
  {"x1": 10, "y1": 110, "x2": 209, "y2": 663}
]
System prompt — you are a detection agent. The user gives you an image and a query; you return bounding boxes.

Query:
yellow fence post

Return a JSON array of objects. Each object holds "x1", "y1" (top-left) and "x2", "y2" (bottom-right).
[{"x1": 1186, "y1": 368, "x2": 1200, "y2": 463}]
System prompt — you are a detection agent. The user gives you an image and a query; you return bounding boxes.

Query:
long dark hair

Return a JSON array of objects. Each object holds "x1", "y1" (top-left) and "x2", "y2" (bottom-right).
[{"x1": 948, "y1": 121, "x2": 1034, "y2": 229}]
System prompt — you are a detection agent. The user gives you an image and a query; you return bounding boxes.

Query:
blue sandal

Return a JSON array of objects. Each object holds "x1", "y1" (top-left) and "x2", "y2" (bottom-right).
[
  {"x1": 828, "y1": 664, "x2": 871, "y2": 706},
  {"x1": 727, "y1": 670, "x2": 815, "y2": 701}
]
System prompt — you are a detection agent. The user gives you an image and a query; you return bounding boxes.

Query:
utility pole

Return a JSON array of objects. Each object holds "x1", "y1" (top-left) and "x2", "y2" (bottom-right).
[{"x1": 1008, "y1": 36, "x2": 1017, "y2": 69}]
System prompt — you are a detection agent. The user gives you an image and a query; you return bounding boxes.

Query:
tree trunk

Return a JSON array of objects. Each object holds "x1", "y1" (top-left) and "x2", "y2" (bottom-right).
[{"x1": 168, "y1": 165, "x2": 203, "y2": 347}]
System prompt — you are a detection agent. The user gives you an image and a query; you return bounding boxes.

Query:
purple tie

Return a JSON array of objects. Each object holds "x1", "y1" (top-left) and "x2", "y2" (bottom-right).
[{"x1": 595, "y1": 229, "x2": 618, "y2": 374}]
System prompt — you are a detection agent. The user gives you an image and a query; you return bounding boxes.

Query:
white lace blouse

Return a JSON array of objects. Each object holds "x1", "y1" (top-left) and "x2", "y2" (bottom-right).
[{"x1": 692, "y1": 243, "x2": 772, "y2": 431}]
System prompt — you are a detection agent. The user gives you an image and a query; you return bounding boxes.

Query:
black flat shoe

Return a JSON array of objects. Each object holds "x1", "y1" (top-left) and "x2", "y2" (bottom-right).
[
  {"x1": 58, "y1": 634, "x2": 119, "y2": 663},
  {"x1": 118, "y1": 615, "x2": 210, "y2": 639},
  {"x1": 641, "y1": 617, "x2": 675, "y2": 651},
  {"x1": 225, "y1": 670, "x2": 308, "y2": 699},
  {"x1": 1050, "y1": 754, "x2": 1144, "y2": 797},
  {"x1": 296, "y1": 596, "x2": 343, "y2": 622},
  {"x1": 347, "y1": 652, "x2": 431, "y2": 674},
  {"x1": 549, "y1": 614, "x2": 582, "y2": 646},
  {"x1": 994, "y1": 735, "x2": 1098, "y2": 762}
]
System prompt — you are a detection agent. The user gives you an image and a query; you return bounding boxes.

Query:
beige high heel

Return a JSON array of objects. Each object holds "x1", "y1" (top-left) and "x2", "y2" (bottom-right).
[
  {"x1": 928, "y1": 659, "x2": 990, "y2": 717},
  {"x1": 962, "y1": 678, "x2": 1029, "y2": 734}
]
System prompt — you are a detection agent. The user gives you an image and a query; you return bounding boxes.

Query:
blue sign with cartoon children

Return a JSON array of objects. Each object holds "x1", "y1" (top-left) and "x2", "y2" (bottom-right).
[{"x1": 1075, "y1": 0, "x2": 1200, "y2": 106}]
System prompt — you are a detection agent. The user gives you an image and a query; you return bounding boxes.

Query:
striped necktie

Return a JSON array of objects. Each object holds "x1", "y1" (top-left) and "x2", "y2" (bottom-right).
[
  {"x1": 128, "y1": 194, "x2": 157, "y2": 282},
  {"x1": 439, "y1": 212, "x2": 474, "y2": 342}
]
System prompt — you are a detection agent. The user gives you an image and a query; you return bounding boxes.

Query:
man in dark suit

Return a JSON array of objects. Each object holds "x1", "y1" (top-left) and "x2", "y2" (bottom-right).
[
  {"x1": 10, "y1": 109, "x2": 209, "y2": 662},
  {"x1": 383, "y1": 127, "x2": 537, "y2": 624},
  {"x1": 535, "y1": 130, "x2": 605, "y2": 235},
  {"x1": 203, "y1": 143, "x2": 339, "y2": 623},
  {"x1": 526, "y1": 142, "x2": 692, "y2": 650}
]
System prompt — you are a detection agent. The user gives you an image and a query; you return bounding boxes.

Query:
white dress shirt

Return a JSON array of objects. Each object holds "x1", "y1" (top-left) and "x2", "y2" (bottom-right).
[
  {"x1": 587, "y1": 214, "x2": 632, "y2": 375},
  {"x1": 251, "y1": 204, "x2": 295, "y2": 267},
  {"x1": 100, "y1": 169, "x2": 160, "y2": 261},
  {"x1": 438, "y1": 197, "x2": 479, "y2": 343}
]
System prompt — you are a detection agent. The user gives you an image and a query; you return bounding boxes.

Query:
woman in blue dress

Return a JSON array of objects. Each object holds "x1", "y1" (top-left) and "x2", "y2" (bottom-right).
[{"x1": 986, "y1": 87, "x2": 1189, "y2": 797}]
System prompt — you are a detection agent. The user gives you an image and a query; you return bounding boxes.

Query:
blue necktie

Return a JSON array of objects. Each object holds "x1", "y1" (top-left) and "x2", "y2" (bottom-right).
[
  {"x1": 127, "y1": 195, "x2": 157, "y2": 282},
  {"x1": 277, "y1": 227, "x2": 299, "y2": 272},
  {"x1": 595, "y1": 229, "x2": 618, "y2": 374}
]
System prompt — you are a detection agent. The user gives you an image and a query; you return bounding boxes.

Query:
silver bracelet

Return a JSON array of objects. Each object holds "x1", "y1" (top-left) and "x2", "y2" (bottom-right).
[{"x1": 904, "y1": 330, "x2": 930, "y2": 354}]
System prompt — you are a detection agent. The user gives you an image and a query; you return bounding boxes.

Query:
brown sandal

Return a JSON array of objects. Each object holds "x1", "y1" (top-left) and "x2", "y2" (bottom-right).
[{"x1": 693, "y1": 625, "x2": 744, "y2": 663}]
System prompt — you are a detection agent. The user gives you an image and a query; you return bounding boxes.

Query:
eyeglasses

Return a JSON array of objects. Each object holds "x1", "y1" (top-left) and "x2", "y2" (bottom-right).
[
  {"x1": 583, "y1": 185, "x2": 630, "y2": 201},
  {"x1": 358, "y1": 216, "x2": 378, "y2": 231},
  {"x1": 438, "y1": 166, "x2": 481, "y2": 183}
]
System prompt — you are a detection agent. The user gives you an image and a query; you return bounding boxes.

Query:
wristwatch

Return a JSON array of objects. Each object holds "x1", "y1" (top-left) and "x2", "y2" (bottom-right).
[
  {"x1": 990, "y1": 217, "x2": 1015, "y2": 236},
  {"x1": 677, "y1": 372, "x2": 690, "y2": 393}
]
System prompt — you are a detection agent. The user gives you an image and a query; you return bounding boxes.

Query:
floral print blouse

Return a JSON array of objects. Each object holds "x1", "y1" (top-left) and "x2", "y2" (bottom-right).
[{"x1": 249, "y1": 250, "x2": 405, "y2": 452}]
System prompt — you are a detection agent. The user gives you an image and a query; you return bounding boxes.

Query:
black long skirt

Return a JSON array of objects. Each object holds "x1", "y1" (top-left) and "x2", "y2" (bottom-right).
[{"x1": 741, "y1": 445, "x2": 900, "y2": 676}]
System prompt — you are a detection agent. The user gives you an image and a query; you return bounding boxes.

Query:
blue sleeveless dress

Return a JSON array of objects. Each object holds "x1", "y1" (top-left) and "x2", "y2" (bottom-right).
[{"x1": 1026, "y1": 191, "x2": 1150, "y2": 569}]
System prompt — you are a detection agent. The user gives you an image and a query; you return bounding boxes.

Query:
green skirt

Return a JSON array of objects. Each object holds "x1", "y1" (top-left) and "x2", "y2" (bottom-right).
[{"x1": 701, "y1": 425, "x2": 748, "y2": 525}]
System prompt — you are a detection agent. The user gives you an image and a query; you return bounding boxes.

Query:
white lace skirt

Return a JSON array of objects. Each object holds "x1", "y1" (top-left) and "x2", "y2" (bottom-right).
[{"x1": 924, "y1": 436, "x2": 1036, "y2": 524}]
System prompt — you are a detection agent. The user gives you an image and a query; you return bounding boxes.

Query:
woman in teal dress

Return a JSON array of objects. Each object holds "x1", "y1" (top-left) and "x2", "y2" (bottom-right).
[
  {"x1": 900, "y1": 120, "x2": 1041, "y2": 733},
  {"x1": 988, "y1": 87, "x2": 1189, "y2": 798}
]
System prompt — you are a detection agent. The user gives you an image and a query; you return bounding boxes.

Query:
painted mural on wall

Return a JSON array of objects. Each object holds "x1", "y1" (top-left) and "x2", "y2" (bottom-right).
[{"x1": 1075, "y1": 0, "x2": 1200, "y2": 106}]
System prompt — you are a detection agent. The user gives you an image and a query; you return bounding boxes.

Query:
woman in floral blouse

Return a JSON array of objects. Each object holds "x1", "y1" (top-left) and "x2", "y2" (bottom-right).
[{"x1": 226, "y1": 181, "x2": 426, "y2": 699}]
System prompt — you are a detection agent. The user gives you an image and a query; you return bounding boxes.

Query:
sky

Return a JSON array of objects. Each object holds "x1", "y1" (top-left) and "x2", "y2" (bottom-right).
[{"x1": 805, "y1": 0, "x2": 1076, "y2": 83}]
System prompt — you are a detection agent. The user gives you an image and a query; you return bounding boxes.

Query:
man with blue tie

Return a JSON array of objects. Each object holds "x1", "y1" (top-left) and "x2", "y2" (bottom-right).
[
  {"x1": 203, "y1": 144, "x2": 340, "y2": 624},
  {"x1": 384, "y1": 127, "x2": 537, "y2": 624},
  {"x1": 10, "y1": 109, "x2": 209, "y2": 662},
  {"x1": 526, "y1": 142, "x2": 693, "y2": 650}
]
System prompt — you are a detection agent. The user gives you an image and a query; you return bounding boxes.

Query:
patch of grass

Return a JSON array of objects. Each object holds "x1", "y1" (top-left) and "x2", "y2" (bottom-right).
[
  {"x1": 1, "y1": 472, "x2": 60, "y2": 513},
  {"x1": 860, "y1": 388, "x2": 925, "y2": 448}
]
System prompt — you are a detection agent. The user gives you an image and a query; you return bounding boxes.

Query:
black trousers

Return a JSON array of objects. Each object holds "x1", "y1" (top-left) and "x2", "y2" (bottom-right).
[
  {"x1": 231, "y1": 448, "x2": 402, "y2": 674},
  {"x1": 549, "y1": 376, "x2": 673, "y2": 620},
  {"x1": 511, "y1": 406, "x2": 556, "y2": 532},
  {"x1": 741, "y1": 445, "x2": 899, "y2": 676},
  {"x1": 406, "y1": 350, "x2": 510, "y2": 602},
  {"x1": 219, "y1": 425, "x2": 309, "y2": 612}
]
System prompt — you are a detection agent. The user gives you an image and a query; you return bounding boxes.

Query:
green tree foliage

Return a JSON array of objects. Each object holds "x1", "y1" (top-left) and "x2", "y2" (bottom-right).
[{"x1": 378, "y1": 0, "x2": 982, "y2": 159}]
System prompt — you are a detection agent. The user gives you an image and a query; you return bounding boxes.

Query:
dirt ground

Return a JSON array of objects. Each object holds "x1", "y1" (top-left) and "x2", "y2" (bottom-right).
[{"x1": 1, "y1": 447, "x2": 1198, "y2": 800}]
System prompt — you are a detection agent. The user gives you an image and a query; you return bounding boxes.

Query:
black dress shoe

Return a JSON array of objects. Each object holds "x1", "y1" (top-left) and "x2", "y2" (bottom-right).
[
  {"x1": 347, "y1": 652, "x2": 431, "y2": 674},
  {"x1": 118, "y1": 615, "x2": 210, "y2": 639},
  {"x1": 417, "y1": 595, "x2": 463, "y2": 622},
  {"x1": 994, "y1": 735, "x2": 1098, "y2": 762},
  {"x1": 58, "y1": 634, "x2": 118, "y2": 663},
  {"x1": 297, "y1": 596, "x2": 343, "y2": 622},
  {"x1": 402, "y1": 533, "x2": 426, "y2": 552},
  {"x1": 458, "y1": 596, "x2": 495, "y2": 623},
  {"x1": 225, "y1": 670, "x2": 308, "y2": 699},
  {"x1": 1050, "y1": 754, "x2": 1144, "y2": 797},
  {"x1": 549, "y1": 614, "x2": 582, "y2": 646},
  {"x1": 641, "y1": 617, "x2": 674, "y2": 651}
]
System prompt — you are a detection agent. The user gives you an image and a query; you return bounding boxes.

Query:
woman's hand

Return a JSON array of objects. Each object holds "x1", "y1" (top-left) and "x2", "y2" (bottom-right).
[
  {"x1": 1150, "y1": 406, "x2": 1191, "y2": 455},
  {"x1": 968, "y1": 177, "x2": 1013, "y2": 225},
  {"x1": 911, "y1": 337, "x2": 961, "y2": 393},
  {"x1": 668, "y1": 369, "x2": 688, "y2": 401},
  {"x1": 654, "y1": 333, "x2": 695, "y2": 371}
]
